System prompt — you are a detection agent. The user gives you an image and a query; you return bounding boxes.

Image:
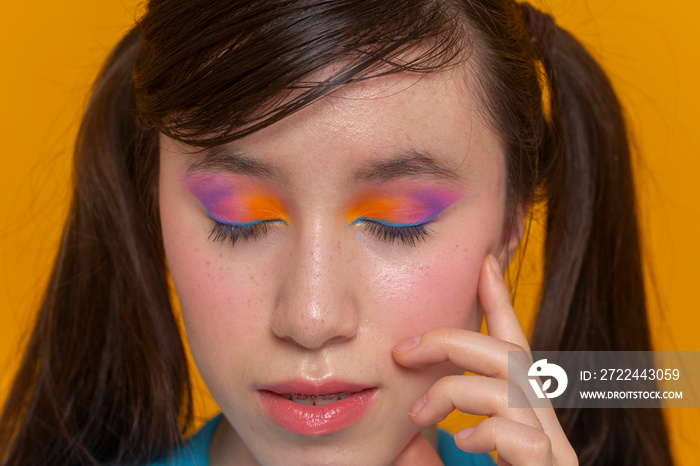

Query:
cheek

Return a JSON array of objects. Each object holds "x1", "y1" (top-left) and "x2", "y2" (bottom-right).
[
  {"x1": 160, "y1": 190, "x2": 268, "y2": 369},
  {"x1": 164, "y1": 242, "x2": 276, "y2": 391},
  {"x1": 365, "y1": 243, "x2": 486, "y2": 343},
  {"x1": 169, "y1": 250, "x2": 265, "y2": 334},
  {"x1": 361, "y1": 207, "x2": 504, "y2": 343}
]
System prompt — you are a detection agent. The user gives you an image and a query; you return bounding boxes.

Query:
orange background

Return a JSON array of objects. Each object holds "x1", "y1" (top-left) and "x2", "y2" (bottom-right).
[{"x1": 1, "y1": 1, "x2": 698, "y2": 463}]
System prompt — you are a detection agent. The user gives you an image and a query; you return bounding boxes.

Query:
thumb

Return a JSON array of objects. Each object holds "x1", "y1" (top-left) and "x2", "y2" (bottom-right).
[{"x1": 393, "y1": 432, "x2": 444, "y2": 466}]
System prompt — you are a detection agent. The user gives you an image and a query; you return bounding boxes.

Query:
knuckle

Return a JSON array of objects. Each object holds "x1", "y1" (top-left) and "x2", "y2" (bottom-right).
[
  {"x1": 470, "y1": 416, "x2": 499, "y2": 441},
  {"x1": 524, "y1": 432, "x2": 552, "y2": 459},
  {"x1": 475, "y1": 379, "x2": 510, "y2": 416},
  {"x1": 495, "y1": 345, "x2": 530, "y2": 378},
  {"x1": 420, "y1": 326, "x2": 459, "y2": 350},
  {"x1": 505, "y1": 341, "x2": 527, "y2": 353},
  {"x1": 428, "y1": 326, "x2": 455, "y2": 344},
  {"x1": 428, "y1": 374, "x2": 460, "y2": 398},
  {"x1": 505, "y1": 380, "x2": 528, "y2": 407}
]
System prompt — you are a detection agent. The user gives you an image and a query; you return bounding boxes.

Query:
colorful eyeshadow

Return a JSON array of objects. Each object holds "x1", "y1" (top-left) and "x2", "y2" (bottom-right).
[
  {"x1": 185, "y1": 174, "x2": 288, "y2": 225},
  {"x1": 346, "y1": 186, "x2": 463, "y2": 227}
]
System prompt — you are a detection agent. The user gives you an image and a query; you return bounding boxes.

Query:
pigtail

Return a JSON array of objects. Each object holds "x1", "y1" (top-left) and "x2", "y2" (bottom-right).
[
  {"x1": 531, "y1": 27, "x2": 673, "y2": 465},
  {"x1": 0, "y1": 27, "x2": 192, "y2": 465}
]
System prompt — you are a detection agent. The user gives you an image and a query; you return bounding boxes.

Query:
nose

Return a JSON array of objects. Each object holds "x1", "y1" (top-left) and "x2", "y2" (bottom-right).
[{"x1": 271, "y1": 222, "x2": 360, "y2": 349}]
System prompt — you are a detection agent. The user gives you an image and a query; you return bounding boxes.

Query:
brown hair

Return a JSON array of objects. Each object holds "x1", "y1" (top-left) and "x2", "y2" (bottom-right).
[{"x1": 0, "y1": 1, "x2": 673, "y2": 465}]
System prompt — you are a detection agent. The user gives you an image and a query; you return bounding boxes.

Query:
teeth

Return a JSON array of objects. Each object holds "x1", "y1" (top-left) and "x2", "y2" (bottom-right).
[
  {"x1": 282, "y1": 392, "x2": 353, "y2": 406},
  {"x1": 314, "y1": 395, "x2": 340, "y2": 406}
]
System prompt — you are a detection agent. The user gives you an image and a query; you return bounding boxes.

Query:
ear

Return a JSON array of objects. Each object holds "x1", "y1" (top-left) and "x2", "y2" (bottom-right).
[{"x1": 496, "y1": 202, "x2": 528, "y2": 267}]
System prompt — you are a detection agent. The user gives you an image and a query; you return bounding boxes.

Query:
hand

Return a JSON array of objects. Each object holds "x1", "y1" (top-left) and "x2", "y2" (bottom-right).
[{"x1": 392, "y1": 255, "x2": 578, "y2": 466}]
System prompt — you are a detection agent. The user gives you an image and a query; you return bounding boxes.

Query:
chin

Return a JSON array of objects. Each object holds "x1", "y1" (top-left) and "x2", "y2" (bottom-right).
[
  {"x1": 252, "y1": 431, "x2": 415, "y2": 466},
  {"x1": 232, "y1": 401, "x2": 419, "y2": 466}
]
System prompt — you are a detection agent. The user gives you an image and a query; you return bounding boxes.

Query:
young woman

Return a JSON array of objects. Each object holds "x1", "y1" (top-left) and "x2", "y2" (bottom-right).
[{"x1": 0, "y1": 0, "x2": 673, "y2": 465}]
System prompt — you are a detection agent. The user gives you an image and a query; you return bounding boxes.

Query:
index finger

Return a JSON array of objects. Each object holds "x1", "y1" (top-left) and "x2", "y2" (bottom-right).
[{"x1": 480, "y1": 255, "x2": 531, "y2": 351}]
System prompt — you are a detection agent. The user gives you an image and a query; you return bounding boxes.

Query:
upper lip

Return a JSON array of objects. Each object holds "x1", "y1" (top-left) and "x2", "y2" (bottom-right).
[{"x1": 258, "y1": 379, "x2": 376, "y2": 395}]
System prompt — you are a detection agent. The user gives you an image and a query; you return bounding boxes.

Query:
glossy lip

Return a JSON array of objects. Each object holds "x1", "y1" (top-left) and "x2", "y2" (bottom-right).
[{"x1": 257, "y1": 381, "x2": 379, "y2": 436}]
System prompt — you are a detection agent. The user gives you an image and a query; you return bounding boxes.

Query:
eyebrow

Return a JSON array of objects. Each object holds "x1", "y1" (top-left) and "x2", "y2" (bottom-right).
[
  {"x1": 351, "y1": 150, "x2": 461, "y2": 183},
  {"x1": 186, "y1": 146, "x2": 281, "y2": 179},
  {"x1": 186, "y1": 146, "x2": 461, "y2": 184}
]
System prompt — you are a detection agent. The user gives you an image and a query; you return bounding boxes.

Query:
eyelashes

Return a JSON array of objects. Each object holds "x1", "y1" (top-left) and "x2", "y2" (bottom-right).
[
  {"x1": 208, "y1": 220, "x2": 279, "y2": 246},
  {"x1": 361, "y1": 220, "x2": 431, "y2": 246},
  {"x1": 205, "y1": 205, "x2": 288, "y2": 246},
  {"x1": 206, "y1": 217, "x2": 433, "y2": 247}
]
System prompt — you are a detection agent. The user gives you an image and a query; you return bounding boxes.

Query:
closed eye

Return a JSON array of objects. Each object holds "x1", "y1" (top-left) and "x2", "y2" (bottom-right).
[
  {"x1": 350, "y1": 213, "x2": 440, "y2": 247},
  {"x1": 206, "y1": 209, "x2": 287, "y2": 246}
]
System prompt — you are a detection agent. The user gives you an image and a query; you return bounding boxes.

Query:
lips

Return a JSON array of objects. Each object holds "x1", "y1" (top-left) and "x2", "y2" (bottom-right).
[{"x1": 257, "y1": 381, "x2": 378, "y2": 436}]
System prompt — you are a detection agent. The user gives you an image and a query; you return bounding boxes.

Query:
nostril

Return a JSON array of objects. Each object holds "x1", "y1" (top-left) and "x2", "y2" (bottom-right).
[
  {"x1": 271, "y1": 242, "x2": 360, "y2": 349},
  {"x1": 271, "y1": 302, "x2": 360, "y2": 350}
]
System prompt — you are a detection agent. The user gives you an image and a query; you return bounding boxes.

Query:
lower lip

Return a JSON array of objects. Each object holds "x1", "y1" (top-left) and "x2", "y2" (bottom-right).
[{"x1": 257, "y1": 388, "x2": 378, "y2": 436}]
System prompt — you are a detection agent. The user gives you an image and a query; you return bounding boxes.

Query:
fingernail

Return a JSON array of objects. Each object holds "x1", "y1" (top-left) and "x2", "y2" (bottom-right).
[
  {"x1": 489, "y1": 254, "x2": 503, "y2": 280},
  {"x1": 393, "y1": 335, "x2": 421, "y2": 353},
  {"x1": 409, "y1": 395, "x2": 426, "y2": 416},
  {"x1": 455, "y1": 426, "x2": 476, "y2": 441}
]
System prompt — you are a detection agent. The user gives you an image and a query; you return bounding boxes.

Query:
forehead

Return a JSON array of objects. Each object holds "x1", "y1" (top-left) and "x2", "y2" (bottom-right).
[
  {"x1": 258, "y1": 68, "x2": 486, "y2": 165},
  {"x1": 162, "y1": 65, "x2": 502, "y2": 188},
  {"x1": 259, "y1": 65, "x2": 472, "y2": 136}
]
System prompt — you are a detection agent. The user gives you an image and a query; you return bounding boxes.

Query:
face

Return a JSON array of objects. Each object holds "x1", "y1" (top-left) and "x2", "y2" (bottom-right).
[{"x1": 159, "y1": 67, "x2": 516, "y2": 465}]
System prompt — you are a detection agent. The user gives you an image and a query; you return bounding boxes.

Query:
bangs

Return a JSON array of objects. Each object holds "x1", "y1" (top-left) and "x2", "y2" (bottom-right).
[{"x1": 133, "y1": 0, "x2": 469, "y2": 148}]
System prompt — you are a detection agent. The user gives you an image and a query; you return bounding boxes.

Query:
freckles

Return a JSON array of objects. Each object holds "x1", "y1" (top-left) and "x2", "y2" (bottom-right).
[
  {"x1": 174, "y1": 244, "x2": 248, "y2": 329},
  {"x1": 181, "y1": 265, "x2": 264, "y2": 353}
]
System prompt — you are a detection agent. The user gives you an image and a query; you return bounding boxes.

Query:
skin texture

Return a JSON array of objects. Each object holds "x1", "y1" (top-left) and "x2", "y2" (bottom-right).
[{"x1": 159, "y1": 68, "x2": 577, "y2": 465}]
